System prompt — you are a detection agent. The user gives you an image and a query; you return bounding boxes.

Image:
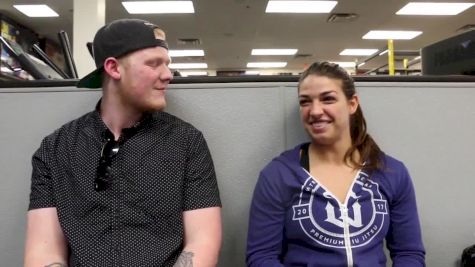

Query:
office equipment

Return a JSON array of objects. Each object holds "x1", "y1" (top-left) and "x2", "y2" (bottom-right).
[
  {"x1": 0, "y1": 36, "x2": 65, "y2": 80},
  {"x1": 421, "y1": 30, "x2": 475, "y2": 75},
  {"x1": 0, "y1": 36, "x2": 46, "y2": 79},
  {"x1": 32, "y1": 43, "x2": 69, "y2": 79},
  {"x1": 58, "y1": 30, "x2": 78, "y2": 78}
]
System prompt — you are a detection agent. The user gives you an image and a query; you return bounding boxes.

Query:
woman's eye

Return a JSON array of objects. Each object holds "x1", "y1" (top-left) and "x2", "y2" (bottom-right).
[
  {"x1": 299, "y1": 99, "x2": 310, "y2": 106},
  {"x1": 322, "y1": 97, "x2": 336, "y2": 103}
]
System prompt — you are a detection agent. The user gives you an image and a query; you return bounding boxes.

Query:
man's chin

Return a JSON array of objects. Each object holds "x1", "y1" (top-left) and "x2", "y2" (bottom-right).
[{"x1": 147, "y1": 102, "x2": 166, "y2": 112}]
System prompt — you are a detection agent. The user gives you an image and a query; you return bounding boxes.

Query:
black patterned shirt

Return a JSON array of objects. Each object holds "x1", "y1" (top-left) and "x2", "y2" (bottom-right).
[{"x1": 29, "y1": 106, "x2": 221, "y2": 266}]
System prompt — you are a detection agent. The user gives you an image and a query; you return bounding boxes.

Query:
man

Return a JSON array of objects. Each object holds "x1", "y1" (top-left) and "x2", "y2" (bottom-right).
[{"x1": 24, "y1": 19, "x2": 222, "y2": 267}]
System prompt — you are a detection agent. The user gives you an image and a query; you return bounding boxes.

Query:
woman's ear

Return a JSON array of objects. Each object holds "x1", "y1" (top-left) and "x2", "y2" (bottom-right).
[
  {"x1": 103, "y1": 57, "x2": 121, "y2": 80},
  {"x1": 349, "y1": 94, "x2": 359, "y2": 115}
]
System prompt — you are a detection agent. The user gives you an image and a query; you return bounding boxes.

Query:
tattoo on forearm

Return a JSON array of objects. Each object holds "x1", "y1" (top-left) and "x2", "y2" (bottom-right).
[
  {"x1": 173, "y1": 251, "x2": 194, "y2": 267},
  {"x1": 44, "y1": 263, "x2": 66, "y2": 267}
]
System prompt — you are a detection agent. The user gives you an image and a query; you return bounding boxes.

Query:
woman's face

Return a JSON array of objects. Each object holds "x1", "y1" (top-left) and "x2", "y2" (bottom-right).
[{"x1": 298, "y1": 74, "x2": 359, "y2": 147}]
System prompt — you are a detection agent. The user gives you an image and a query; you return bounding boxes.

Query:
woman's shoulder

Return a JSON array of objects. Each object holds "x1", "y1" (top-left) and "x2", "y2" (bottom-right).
[
  {"x1": 373, "y1": 153, "x2": 412, "y2": 184},
  {"x1": 379, "y1": 153, "x2": 406, "y2": 170},
  {"x1": 270, "y1": 142, "x2": 308, "y2": 166},
  {"x1": 259, "y1": 143, "x2": 308, "y2": 177}
]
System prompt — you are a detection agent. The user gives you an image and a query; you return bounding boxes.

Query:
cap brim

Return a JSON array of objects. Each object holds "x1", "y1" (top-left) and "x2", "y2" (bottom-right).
[{"x1": 77, "y1": 67, "x2": 103, "y2": 88}]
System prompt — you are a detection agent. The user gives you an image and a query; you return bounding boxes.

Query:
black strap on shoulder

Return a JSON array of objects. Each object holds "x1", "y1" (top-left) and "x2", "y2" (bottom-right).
[{"x1": 300, "y1": 143, "x2": 310, "y2": 172}]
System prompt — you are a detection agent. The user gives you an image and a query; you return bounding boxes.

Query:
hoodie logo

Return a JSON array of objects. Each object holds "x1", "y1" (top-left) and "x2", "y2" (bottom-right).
[
  {"x1": 292, "y1": 171, "x2": 388, "y2": 248},
  {"x1": 325, "y1": 196, "x2": 363, "y2": 228}
]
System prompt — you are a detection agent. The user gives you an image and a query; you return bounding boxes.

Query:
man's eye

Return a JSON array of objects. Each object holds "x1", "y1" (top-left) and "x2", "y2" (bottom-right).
[{"x1": 146, "y1": 60, "x2": 160, "y2": 67}]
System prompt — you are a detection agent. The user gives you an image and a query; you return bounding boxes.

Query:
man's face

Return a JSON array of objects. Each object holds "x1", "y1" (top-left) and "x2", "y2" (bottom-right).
[{"x1": 116, "y1": 46, "x2": 173, "y2": 112}]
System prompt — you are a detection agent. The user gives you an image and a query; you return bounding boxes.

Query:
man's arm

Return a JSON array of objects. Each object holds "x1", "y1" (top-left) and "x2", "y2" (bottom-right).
[
  {"x1": 24, "y1": 207, "x2": 68, "y2": 267},
  {"x1": 174, "y1": 207, "x2": 222, "y2": 267}
]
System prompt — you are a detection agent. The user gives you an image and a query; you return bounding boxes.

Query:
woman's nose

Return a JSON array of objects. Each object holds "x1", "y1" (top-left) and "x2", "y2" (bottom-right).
[{"x1": 309, "y1": 101, "x2": 324, "y2": 116}]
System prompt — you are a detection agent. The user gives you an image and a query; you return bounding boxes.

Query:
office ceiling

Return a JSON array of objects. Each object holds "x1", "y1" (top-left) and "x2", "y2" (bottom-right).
[{"x1": 0, "y1": 0, "x2": 474, "y2": 74}]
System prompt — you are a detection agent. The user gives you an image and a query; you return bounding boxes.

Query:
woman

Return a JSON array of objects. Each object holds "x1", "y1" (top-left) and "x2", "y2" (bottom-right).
[{"x1": 246, "y1": 62, "x2": 425, "y2": 267}]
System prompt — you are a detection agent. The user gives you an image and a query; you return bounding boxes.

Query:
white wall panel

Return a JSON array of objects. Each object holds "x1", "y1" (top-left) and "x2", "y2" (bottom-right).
[{"x1": 1, "y1": 81, "x2": 474, "y2": 266}]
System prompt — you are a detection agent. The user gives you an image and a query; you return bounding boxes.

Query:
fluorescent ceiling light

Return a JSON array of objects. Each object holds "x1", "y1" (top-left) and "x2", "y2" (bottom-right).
[
  {"x1": 169, "y1": 50, "x2": 204, "y2": 57},
  {"x1": 339, "y1": 49, "x2": 379, "y2": 56},
  {"x1": 396, "y1": 2, "x2": 475, "y2": 15},
  {"x1": 357, "y1": 62, "x2": 366, "y2": 67},
  {"x1": 245, "y1": 70, "x2": 261, "y2": 75},
  {"x1": 363, "y1": 30, "x2": 422, "y2": 40},
  {"x1": 169, "y1": 63, "x2": 207, "y2": 69},
  {"x1": 265, "y1": 0, "x2": 337, "y2": 13},
  {"x1": 331, "y1": 61, "x2": 355, "y2": 68},
  {"x1": 379, "y1": 50, "x2": 388, "y2": 56},
  {"x1": 251, "y1": 49, "x2": 298, "y2": 55},
  {"x1": 13, "y1": 5, "x2": 59, "y2": 17},
  {"x1": 247, "y1": 62, "x2": 287, "y2": 68},
  {"x1": 122, "y1": 1, "x2": 194, "y2": 14},
  {"x1": 180, "y1": 71, "x2": 208, "y2": 77}
]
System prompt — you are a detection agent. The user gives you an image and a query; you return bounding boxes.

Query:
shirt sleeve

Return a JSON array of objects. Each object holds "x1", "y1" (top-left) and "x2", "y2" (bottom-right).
[
  {"x1": 182, "y1": 130, "x2": 221, "y2": 211},
  {"x1": 385, "y1": 163, "x2": 426, "y2": 267},
  {"x1": 29, "y1": 136, "x2": 56, "y2": 210},
  {"x1": 246, "y1": 167, "x2": 285, "y2": 267}
]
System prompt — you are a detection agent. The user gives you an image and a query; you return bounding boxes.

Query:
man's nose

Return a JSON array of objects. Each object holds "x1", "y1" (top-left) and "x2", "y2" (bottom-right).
[{"x1": 161, "y1": 66, "x2": 173, "y2": 81}]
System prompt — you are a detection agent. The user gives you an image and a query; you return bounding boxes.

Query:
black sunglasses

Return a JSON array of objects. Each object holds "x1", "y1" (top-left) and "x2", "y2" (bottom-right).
[{"x1": 95, "y1": 137, "x2": 120, "y2": 191}]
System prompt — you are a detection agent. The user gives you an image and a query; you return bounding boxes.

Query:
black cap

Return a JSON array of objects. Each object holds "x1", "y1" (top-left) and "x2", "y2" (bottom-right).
[{"x1": 77, "y1": 19, "x2": 169, "y2": 88}]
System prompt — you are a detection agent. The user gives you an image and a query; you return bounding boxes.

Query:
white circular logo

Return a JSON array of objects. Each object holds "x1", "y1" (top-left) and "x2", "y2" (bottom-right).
[{"x1": 292, "y1": 171, "x2": 388, "y2": 248}]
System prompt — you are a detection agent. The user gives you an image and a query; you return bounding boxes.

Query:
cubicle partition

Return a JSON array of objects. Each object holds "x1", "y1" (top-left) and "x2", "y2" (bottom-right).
[{"x1": 1, "y1": 78, "x2": 475, "y2": 266}]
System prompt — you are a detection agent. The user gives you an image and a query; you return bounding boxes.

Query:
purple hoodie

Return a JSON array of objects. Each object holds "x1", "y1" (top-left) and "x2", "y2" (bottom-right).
[{"x1": 247, "y1": 143, "x2": 425, "y2": 267}]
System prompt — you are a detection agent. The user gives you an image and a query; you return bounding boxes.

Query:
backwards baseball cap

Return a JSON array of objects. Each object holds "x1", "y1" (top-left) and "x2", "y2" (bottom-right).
[{"x1": 77, "y1": 19, "x2": 169, "y2": 88}]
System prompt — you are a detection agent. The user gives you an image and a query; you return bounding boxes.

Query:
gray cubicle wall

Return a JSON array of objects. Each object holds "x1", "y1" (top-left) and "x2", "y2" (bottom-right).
[{"x1": 1, "y1": 81, "x2": 475, "y2": 266}]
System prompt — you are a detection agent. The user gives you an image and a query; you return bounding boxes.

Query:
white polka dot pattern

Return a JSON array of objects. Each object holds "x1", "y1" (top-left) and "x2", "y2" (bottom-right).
[{"x1": 29, "y1": 108, "x2": 221, "y2": 266}]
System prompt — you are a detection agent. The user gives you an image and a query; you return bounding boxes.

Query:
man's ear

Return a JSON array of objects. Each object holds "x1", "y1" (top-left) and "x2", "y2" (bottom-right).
[{"x1": 103, "y1": 57, "x2": 121, "y2": 80}]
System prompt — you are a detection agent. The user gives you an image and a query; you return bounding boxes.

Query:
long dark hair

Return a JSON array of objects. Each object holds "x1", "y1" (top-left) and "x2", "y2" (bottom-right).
[{"x1": 298, "y1": 61, "x2": 383, "y2": 171}]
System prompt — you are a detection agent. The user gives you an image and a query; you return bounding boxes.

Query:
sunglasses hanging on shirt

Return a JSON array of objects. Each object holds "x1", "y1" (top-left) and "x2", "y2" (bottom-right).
[{"x1": 95, "y1": 134, "x2": 120, "y2": 191}]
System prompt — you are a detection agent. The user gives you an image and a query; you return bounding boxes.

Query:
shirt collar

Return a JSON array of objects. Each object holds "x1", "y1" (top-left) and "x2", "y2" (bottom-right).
[{"x1": 85, "y1": 99, "x2": 154, "y2": 142}]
